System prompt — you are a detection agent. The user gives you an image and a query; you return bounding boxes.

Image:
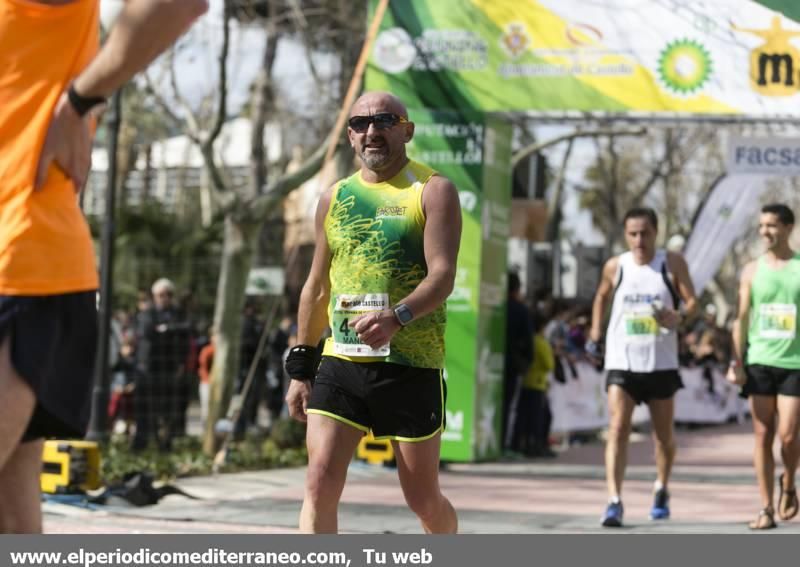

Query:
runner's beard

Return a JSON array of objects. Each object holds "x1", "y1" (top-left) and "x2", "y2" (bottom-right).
[{"x1": 360, "y1": 145, "x2": 391, "y2": 169}]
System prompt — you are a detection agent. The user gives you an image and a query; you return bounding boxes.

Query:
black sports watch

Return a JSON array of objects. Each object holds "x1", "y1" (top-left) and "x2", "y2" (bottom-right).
[
  {"x1": 67, "y1": 84, "x2": 107, "y2": 118},
  {"x1": 393, "y1": 303, "x2": 414, "y2": 326}
]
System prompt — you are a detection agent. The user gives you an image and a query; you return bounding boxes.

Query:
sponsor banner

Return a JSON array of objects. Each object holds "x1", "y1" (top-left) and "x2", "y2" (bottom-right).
[
  {"x1": 728, "y1": 136, "x2": 800, "y2": 175},
  {"x1": 367, "y1": 0, "x2": 800, "y2": 117},
  {"x1": 548, "y1": 361, "x2": 746, "y2": 433},
  {"x1": 407, "y1": 110, "x2": 511, "y2": 461},
  {"x1": 684, "y1": 175, "x2": 768, "y2": 294}
]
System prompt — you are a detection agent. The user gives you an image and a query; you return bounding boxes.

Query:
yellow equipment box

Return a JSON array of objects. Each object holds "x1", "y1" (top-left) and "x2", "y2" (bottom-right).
[
  {"x1": 356, "y1": 433, "x2": 395, "y2": 466},
  {"x1": 41, "y1": 440, "x2": 101, "y2": 494}
]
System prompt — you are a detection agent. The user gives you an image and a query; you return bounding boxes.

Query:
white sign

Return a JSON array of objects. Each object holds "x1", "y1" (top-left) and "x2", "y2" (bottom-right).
[
  {"x1": 728, "y1": 137, "x2": 800, "y2": 175},
  {"x1": 548, "y1": 361, "x2": 746, "y2": 433},
  {"x1": 245, "y1": 267, "x2": 285, "y2": 296}
]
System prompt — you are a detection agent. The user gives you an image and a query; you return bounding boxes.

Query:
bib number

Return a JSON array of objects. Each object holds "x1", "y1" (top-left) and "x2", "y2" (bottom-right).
[
  {"x1": 759, "y1": 303, "x2": 796, "y2": 340},
  {"x1": 623, "y1": 305, "x2": 658, "y2": 344},
  {"x1": 331, "y1": 293, "x2": 390, "y2": 357}
]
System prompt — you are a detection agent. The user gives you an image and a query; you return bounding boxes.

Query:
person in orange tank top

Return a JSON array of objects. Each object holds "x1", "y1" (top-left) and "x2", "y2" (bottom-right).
[{"x1": 0, "y1": 0, "x2": 208, "y2": 533}]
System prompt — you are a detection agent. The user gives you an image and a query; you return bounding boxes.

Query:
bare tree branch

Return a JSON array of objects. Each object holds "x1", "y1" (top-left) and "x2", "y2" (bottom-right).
[
  {"x1": 249, "y1": 139, "x2": 337, "y2": 219},
  {"x1": 511, "y1": 127, "x2": 646, "y2": 169},
  {"x1": 166, "y1": 50, "x2": 203, "y2": 138},
  {"x1": 204, "y1": 0, "x2": 232, "y2": 150},
  {"x1": 142, "y1": 73, "x2": 202, "y2": 146},
  {"x1": 545, "y1": 137, "x2": 574, "y2": 242},
  {"x1": 248, "y1": 16, "x2": 279, "y2": 199}
]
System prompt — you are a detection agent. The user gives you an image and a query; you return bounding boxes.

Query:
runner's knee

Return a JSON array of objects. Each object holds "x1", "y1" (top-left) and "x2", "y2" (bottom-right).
[
  {"x1": 754, "y1": 426, "x2": 776, "y2": 448},
  {"x1": 304, "y1": 459, "x2": 347, "y2": 507},
  {"x1": 607, "y1": 419, "x2": 632, "y2": 442},
  {"x1": 779, "y1": 428, "x2": 798, "y2": 449},
  {"x1": 404, "y1": 488, "x2": 443, "y2": 523}
]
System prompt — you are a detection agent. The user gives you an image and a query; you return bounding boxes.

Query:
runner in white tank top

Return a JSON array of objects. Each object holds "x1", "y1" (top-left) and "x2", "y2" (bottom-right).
[
  {"x1": 604, "y1": 249, "x2": 680, "y2": 373},
  {"x1": 588, "y1": 208, "x2": 697, "y2": 528}
]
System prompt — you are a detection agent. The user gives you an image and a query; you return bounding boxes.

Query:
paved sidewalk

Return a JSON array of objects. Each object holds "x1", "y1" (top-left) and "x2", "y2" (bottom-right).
[{"x1": 44, "y1": 422, "x2": 800, "y2": 533}]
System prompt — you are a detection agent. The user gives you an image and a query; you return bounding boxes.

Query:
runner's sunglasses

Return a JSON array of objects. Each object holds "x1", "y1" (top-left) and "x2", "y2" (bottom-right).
[{"x1": 347, "y1": 113, "x2": 408, "y2": 133}]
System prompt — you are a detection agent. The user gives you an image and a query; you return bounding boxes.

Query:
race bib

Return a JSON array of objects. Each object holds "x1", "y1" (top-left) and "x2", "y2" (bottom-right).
[
  {"x1": 759, "y1": 303, "x2": 796, "y2": 340},
  {"x1": 331, "y1": 293, "x2": 391, "y2": 357},
  {"x1": 623, "y1": 305, "x2": 658, "y2": 344}
]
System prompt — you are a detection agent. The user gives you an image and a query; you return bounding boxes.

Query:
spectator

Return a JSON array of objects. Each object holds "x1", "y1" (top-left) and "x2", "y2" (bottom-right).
[
  {"x1": 132, "y1": 278, "x2": 192, "y2": 451},
  {"x1": 235, "y1": 299, "x2": 267, "y2": 438},
  {"x1": 514, "y1": 314, "x2": 557, "y2": 457},
  {"x1": 503, "y1": 271, "x2": 534, "y2": 454},
  {"x1": 108, "y1": 334, "x2": 137, "y2": 437},
  {"x1": 197, "y1": 327, "x2": 215, "y2": 427}
]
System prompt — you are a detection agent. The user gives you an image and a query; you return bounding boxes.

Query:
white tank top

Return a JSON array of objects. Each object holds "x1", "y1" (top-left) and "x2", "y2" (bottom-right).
[{"x1": 604, "y1": 250, "x2": 679, "y2": 372}]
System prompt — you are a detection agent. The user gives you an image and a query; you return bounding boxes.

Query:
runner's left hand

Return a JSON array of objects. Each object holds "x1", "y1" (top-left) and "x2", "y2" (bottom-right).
[{"x1": 350, "y1": 309, "x2": 401, "y2": 350}]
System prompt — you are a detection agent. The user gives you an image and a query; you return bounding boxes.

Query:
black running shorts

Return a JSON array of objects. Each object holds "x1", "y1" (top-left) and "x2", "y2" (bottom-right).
[
  {"x1": 743, "y1": 364, "x2": 800, "y2": 398},
  {"x1": 605, "y1": 369, "x2": 683, "y2": 405},
  {"x1": 0, "y1": 292, "x2": 98, "y2": 441},
  {"x1": 307, "y1": 356, "x2": 446, "y2": 441}
]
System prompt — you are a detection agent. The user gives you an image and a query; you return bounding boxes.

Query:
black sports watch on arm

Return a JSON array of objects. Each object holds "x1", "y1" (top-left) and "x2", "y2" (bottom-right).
[
  {"x1": 393, "y1": 303, "x2": 414, "y2": 326},
  {"x1": 67, "y1": 83, "x2": 107, "y2": 118}
]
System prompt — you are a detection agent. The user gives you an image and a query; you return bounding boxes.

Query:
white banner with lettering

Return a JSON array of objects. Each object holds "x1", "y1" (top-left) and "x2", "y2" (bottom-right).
[
  {"x1": 728, "y1": 137, "x2": 800, "y2": 176},
  {"x1": 548, "y1": 361, "x2": 746, "y2": 433}
]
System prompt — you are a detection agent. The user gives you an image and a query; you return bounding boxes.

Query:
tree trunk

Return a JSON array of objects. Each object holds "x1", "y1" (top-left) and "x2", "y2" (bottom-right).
[{"x1": 203, "y1": 211, "x2": 259, "y2": 454}]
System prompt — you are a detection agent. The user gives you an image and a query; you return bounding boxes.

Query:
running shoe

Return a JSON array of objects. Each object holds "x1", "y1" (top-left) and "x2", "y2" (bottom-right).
[
  {"x1": 650, "y1": 488, "x2": 670, "y2": 520},
  {"x1": 601, "y1": 501, "x2": 624, "y2": 527}
]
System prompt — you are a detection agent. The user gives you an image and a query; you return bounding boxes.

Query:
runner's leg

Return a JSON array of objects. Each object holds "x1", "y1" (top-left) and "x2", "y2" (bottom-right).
[
  {"x1": 300, "y1": 413, "x2": 363, "y2": 533},
  {"x1": 393, "y1": 433, "x2": 457, "y2": 534}
]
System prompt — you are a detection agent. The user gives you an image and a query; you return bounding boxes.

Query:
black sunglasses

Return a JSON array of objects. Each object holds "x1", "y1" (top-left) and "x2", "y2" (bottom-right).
[{"x1": 347, "y1": 113, "x2": 408, "y2": 133}]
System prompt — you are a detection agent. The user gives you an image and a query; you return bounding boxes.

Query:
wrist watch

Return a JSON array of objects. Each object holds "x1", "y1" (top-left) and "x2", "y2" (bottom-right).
[
  {"x1": 393, "y1": 303, "x2": 414, "y2": 326},
  {"x1": 67, "y1": 84, "x2": 107, "y2": 117}
]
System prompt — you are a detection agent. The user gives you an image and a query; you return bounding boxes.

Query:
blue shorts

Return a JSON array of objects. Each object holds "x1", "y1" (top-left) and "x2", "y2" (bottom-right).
[{"x1": 0, "y1": 292, "x2": 97, "y2": 441}]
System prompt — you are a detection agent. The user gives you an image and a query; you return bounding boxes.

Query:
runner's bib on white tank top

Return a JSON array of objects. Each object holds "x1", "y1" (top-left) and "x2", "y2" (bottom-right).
[{"x1": 604, "y1": 250, "x2": 680, "y2": 373}]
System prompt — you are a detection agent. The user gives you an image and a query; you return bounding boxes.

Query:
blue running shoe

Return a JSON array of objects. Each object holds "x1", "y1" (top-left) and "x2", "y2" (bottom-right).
[
  {"x1": 602, "y1": 501, "x2": 624, "y2": 527},
  {"x1": 650, "y1": 488, "x2": 670, "y2": 520}
]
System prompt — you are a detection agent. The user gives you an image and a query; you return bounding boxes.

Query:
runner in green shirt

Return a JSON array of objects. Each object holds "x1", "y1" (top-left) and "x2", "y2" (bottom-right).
[{"x1": 728, "y1": 203, "x2": 800, "y2": 530}]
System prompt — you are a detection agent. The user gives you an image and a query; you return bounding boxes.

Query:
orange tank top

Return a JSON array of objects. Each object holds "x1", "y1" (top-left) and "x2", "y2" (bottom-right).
[{"x1": 0, "y1": 0, "x2": 99, "y2": 295}]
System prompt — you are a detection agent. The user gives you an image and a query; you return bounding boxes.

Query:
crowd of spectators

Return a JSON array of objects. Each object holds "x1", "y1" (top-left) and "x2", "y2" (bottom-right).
[{"x1": 107, "y1": 278, "x2": 295, "y2": 451}]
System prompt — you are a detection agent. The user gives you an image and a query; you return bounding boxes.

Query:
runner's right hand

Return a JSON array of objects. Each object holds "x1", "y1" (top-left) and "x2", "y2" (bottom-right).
[
  {"x1": 285, "y1": 379, "x2": 312, "y2": 422},
  {"x1": 35, "y1": 92, "x2": 92, "y2": 192},
  {"x1": 725, "y1": 365, "x2": 746, "y2": 386}
]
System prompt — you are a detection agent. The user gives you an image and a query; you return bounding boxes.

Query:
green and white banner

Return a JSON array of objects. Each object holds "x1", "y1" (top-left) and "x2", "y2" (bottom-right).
[
  {"x1": 407, "y1": 110, "x2": 510, "y2": 461},
  {"x1": 367, "y1": 0, "x2": 800, "y2": 117}
]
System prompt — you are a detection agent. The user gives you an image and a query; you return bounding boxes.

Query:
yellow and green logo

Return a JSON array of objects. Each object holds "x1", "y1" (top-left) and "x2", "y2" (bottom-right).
[
  {"x1": 657, "y1": 39, "x2": 712, "y2": 95},
  {"x1": 732, "y1": 16, "x2": 800, "y2": 97}
]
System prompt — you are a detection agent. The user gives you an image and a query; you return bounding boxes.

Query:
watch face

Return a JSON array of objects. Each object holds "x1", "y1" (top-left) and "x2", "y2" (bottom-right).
[{"x1": 396, "y1": 305, "x2": 413, "y2": 325}]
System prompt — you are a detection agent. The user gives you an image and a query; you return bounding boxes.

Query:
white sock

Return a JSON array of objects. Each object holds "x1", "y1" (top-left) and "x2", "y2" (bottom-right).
[
  {"x1": 609, "y1": 495, "x2": 621, "y2": 504},
  {"x1": 654, "y1": 480, "x2": 665, "y2": 492}
]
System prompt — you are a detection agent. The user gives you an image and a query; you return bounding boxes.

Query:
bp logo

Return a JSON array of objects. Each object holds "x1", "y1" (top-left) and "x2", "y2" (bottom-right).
[{"x1": 657, "y1": 39, "x2": 712, "y2": 95}]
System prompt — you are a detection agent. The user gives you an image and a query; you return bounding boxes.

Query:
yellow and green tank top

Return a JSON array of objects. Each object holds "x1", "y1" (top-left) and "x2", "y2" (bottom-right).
[{"x1": 321, "y1": 159, "x2": 446, "y2": 369}]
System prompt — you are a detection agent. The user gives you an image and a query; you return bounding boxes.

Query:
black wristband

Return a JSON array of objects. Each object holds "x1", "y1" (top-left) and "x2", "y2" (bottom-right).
[
  {"x1": 67, "y1": 84, "x2": 107, "y2": 118},
  {"x1": 285, "y1": 344, "x2": 319, "y2": 382}
]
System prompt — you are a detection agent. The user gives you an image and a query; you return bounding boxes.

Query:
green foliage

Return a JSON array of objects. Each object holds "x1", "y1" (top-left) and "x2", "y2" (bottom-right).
[{"x1": 100, "y1": 421, "x2": 307, "y2": 484}]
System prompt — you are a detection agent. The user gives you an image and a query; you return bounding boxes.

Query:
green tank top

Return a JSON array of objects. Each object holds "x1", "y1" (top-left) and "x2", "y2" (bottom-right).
[
  {"x1": 321, "y1": 159, "x2": 446, "y2": 369},
  {"x1": 747, "y1": 253, "x2": 800, "y2": 369}
]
